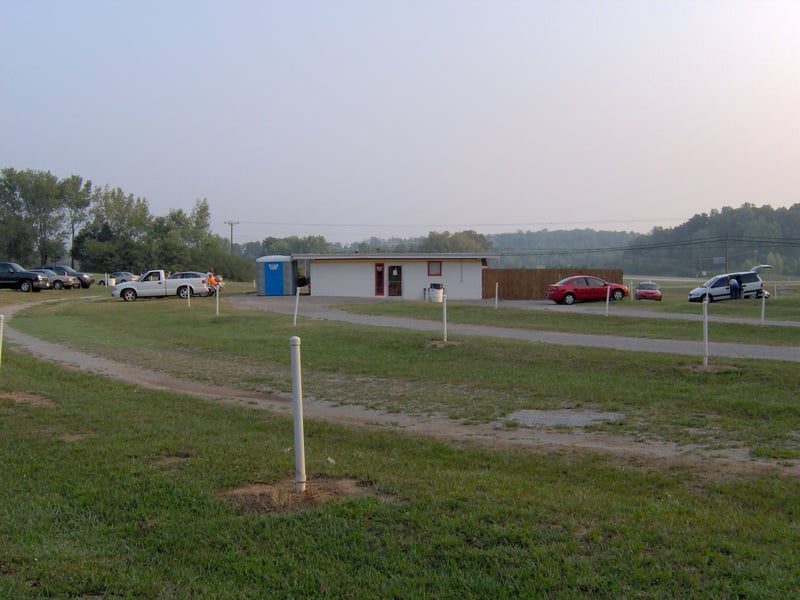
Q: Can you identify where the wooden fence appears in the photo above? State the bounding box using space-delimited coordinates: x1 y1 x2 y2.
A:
482 268 625 300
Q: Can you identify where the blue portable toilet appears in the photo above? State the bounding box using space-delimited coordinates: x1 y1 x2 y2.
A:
256 255 293 296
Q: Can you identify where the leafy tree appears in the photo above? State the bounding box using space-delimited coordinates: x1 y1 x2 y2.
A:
260 235 333 255
59 175 94 267
0 168 66 264
73 186 152 272
418 230 493 253
0 168 37 262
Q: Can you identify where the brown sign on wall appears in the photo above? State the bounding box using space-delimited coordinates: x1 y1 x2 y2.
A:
482 269 625 300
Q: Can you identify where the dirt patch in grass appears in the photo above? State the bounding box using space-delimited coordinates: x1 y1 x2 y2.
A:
686 363 743 374
0 391 55 408
221 478 396 514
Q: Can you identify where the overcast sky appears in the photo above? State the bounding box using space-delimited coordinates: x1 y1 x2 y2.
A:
2 1 799 245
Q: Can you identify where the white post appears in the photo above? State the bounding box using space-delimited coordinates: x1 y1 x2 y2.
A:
761 291 766 325
290 337 306 493
494 282 499 309
703 296 709 368
187 286 191 308
605 286 610 317
215 285 220 316
293 286 300 326
442 291 448 344
0 314 4 370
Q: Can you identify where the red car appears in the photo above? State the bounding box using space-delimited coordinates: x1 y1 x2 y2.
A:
545 276 629 305
635 281 662 301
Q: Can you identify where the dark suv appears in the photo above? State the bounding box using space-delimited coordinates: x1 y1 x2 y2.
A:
0 262 49 292
36 265 95 289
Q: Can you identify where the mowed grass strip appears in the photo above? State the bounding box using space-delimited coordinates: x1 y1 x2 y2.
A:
9 295 800 458
336 291 800 346
1 350 800 598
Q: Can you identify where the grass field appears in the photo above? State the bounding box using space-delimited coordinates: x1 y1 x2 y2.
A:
1 286 799 597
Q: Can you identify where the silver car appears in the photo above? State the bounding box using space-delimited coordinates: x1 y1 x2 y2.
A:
30 268 79 290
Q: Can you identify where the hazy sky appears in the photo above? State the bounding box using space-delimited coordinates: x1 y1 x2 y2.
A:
2 1 799 244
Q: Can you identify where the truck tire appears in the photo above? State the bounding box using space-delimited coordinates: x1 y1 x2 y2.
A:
121 288 138 302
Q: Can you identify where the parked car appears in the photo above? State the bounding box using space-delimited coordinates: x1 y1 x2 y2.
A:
30 268 78 290
112 269 210 301
0 261 49 292
687 265 771 303
545 276 629 305
36 265 95 289
98 271 139 286
634 281 662 301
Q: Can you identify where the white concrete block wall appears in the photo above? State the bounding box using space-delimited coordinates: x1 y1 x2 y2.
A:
309 259 484 300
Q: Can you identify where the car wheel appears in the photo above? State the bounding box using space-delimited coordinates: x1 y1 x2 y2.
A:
612 289 624 301
18 280 32 293
178 286 190 299
704 294 713 303
563 293 576 305
53 281 64 290
121 288 137 302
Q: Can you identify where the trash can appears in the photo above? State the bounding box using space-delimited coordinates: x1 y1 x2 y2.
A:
429 283 443 303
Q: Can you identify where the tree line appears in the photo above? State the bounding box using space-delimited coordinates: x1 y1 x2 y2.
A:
4 168 798 279
1 168 252 280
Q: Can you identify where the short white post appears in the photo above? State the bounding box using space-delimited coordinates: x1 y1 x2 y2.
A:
290 337 306 493
605 286 611 317
187 286 191 308
761 291 766 325
293 286 300 326
703 296 709 368
0 314 5 370
494 282 499 309
215 285 220 316
442 291 448 344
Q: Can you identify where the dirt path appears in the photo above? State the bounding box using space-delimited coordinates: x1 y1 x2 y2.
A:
3 299 798 477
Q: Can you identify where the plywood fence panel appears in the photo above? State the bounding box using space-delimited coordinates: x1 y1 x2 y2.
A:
482 269 624 300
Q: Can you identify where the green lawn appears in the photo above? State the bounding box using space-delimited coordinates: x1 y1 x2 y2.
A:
1 289 800 597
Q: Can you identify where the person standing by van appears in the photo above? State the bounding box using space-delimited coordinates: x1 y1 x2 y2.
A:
730 277 741 299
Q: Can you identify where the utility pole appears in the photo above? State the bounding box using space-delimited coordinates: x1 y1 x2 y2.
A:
224 220 239 254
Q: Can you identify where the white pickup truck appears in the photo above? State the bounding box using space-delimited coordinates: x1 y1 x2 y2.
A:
111 270 211 302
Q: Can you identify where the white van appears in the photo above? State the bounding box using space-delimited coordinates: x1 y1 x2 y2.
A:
688 265 771 303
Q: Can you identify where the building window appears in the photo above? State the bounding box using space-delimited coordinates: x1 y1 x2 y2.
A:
428 261 442 276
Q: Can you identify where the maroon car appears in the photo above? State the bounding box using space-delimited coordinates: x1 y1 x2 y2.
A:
545 276 629 305
635 281 662 301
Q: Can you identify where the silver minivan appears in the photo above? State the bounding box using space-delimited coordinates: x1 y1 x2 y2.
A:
688 265 771 303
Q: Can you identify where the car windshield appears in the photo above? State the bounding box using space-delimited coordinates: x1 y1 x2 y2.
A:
638 283 657 290
555 277 573 285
